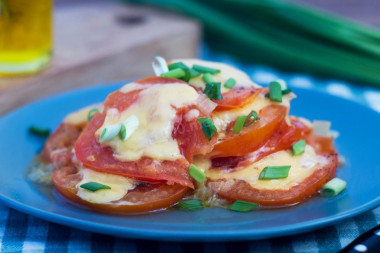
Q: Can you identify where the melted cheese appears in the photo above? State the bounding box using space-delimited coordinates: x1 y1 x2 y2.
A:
212 93 294 132
64 103 103 126
97 83 199 161
76 169 135 204
195 145 325 190
171 59 259 92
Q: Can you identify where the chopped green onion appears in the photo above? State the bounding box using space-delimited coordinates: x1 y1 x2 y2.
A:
203 82 223 100
160 68 186 79
282 88 292 95
177 199 204 211
224 78 236 89
119 115 139 141
269 81 283 102
87 108 99 121
259 166 291 180
168 62 198 80
198 117 217 141
28 126 51 138
99 124 121 142
189 68 201 78
265 88 292 98
229 200 258 212
168 62 188 70
232 115 247 134
80 182 111 192
292 139 306 156
243 110 260 127
321 178 347 197
188 164 206 184
202 73 214 84
192 64 220 74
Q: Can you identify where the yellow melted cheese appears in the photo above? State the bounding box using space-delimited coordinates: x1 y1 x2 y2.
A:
171 59 259 93
64 103 103 126
76 169 135 204
97 82 199 161
195 145 326 190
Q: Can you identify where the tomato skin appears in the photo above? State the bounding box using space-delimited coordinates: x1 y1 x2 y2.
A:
211 105 287 158
52 166 189 214
207 152 337 206
42 123 83 168
172 105 217 162
214 87 262 111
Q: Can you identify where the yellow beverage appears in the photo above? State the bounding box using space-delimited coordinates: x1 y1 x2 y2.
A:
0 0 52 76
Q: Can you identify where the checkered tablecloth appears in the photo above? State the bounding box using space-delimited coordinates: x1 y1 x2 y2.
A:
1 48 380 252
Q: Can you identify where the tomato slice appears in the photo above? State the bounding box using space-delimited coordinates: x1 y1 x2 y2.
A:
172 105 217 162
52 166 189 214
75 76 214 188
214 87 261 111
211 104 287 157
42 123 83 168
207 138 338 206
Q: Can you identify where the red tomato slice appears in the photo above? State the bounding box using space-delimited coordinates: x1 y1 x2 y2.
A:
52 166 189 214
214 87 261 111
207 136 338 206
42 123 83 168
75 77 214 188
172 105 217 162
211 104 287 158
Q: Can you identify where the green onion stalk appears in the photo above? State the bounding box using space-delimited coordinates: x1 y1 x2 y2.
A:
125 0 380 87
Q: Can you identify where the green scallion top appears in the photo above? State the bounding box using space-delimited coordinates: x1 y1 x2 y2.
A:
198 117 217 141
203 82 223 100
80 182 111 192
192 64 220 74
188 164 206 184
259 165 291 180
229 200 258 212
292 139 306 156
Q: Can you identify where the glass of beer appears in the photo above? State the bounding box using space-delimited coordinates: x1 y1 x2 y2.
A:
0 0 53 76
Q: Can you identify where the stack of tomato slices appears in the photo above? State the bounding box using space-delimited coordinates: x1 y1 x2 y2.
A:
42 76 337 213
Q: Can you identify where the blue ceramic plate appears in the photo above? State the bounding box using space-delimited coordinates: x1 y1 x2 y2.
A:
0 82 379 242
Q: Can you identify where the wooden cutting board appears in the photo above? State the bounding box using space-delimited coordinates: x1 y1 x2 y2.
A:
0 1 200 115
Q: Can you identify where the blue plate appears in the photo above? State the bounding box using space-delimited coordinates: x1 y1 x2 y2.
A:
0 82 379 242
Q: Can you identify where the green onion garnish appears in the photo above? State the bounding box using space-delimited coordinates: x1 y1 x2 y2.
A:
203 82 223 100
177 199 204 211
168 62 199 80
188 164 206 184
269 81 283 102
232 115 247 134
232 110 260 134
265 88 293 98
282 88 292 95
292 139 306 156
202 73 214 84
243 110 260 127
87 108 99 121
99 124 121 142
224 78 236 89
80 182 111 192
168 62 188 71
259 166 291 180
28 126 51 138
119 115 139 141
189 68 201 78
198 117 217 141
160 68 186 79
192 64 220 74
229 200 258 212
321 178 347 197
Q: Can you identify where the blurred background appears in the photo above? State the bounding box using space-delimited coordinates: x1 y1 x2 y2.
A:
1 0 380 114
